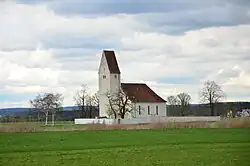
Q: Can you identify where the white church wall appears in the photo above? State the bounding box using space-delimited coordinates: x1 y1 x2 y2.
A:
98 53 111 117
133 102 167 118
110 73 121 94
75 118 115 125
74 116 221 125
116 116 221 125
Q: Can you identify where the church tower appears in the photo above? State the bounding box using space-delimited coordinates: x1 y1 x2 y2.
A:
98 50 121 117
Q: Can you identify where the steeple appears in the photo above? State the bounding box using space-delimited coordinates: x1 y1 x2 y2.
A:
98 50 121 117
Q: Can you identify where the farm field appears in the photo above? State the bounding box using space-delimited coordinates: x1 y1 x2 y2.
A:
0 129 249 166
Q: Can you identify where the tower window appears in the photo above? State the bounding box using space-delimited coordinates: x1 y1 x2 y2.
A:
103 75 106 79
114 75 117 78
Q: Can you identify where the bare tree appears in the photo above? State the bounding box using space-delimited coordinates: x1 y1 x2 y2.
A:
106 100 117 119
30 94 45 123
85 92 99 118
92 92 99 107
176 92 191 116
199 80 225 116
106 89 134 119
49 93 64 126
30 92 63 126
166 95 178 105
73 84 88 118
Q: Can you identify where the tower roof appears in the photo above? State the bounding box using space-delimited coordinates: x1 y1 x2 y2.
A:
103 50 121 74
121 83 166 103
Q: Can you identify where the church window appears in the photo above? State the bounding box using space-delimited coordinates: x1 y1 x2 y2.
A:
138 105 141 115
156 106 158 115
103 75 106 79
148 106 150 115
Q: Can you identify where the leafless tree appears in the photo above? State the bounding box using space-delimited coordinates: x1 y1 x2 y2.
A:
73 84 88 118
166 95 178 105
199 80 225 116
106 101 117 119
50 93 63 126
85 92 99 118
106 89 134 119
176 92 191 116
92 92 99 107
30 92 63 126
30 94 45 123
86 93 99 107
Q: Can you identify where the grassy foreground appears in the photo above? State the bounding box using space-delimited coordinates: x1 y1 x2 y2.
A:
0 129 249 166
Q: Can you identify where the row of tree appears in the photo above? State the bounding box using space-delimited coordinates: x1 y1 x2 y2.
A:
73 84 99 118
29 84 99 125
166 93 191 116
166 80 225 116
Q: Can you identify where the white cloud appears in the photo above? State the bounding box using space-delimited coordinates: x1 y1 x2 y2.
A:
0 49 98 107
118 24 250 81
0 1 250 108
0 55 60 93
0 100 30 109
117 24 250 104
224 67 250 87
0 46 59 68
0 1 141 50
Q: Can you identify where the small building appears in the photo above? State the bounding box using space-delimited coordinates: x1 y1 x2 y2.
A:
98 50 166 118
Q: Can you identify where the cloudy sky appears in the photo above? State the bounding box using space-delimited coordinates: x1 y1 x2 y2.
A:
0 0 250 108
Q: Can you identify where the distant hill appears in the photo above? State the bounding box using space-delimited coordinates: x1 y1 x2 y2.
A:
0 106 79 117
0 108 30 117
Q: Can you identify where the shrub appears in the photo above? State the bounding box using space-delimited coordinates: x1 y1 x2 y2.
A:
216 117 250 128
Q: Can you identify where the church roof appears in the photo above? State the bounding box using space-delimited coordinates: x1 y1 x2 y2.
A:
103 50 121 74
121 83 166 103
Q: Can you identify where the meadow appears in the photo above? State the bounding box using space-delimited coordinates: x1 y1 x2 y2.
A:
0 128 249 166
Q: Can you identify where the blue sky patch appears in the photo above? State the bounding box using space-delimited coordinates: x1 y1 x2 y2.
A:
158 76 197 84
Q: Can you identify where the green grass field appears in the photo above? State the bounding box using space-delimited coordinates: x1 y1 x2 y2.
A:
0 129 249 166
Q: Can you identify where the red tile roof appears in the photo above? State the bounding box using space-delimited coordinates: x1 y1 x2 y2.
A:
103 50 121 74
121 83 166 103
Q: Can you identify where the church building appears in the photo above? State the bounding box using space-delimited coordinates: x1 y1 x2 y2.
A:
98 50 167 118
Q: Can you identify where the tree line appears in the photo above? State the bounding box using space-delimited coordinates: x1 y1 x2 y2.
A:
29 80 225 124
166 80 225 116
29 84 99 125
